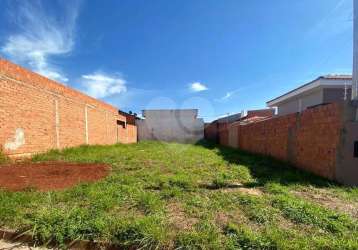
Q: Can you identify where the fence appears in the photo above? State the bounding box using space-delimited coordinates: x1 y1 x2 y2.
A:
205 102 358 185
0 59 137 157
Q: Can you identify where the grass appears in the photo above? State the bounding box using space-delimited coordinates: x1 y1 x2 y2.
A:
0 140 357 249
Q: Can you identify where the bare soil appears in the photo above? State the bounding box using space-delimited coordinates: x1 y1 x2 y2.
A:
0 162 110 192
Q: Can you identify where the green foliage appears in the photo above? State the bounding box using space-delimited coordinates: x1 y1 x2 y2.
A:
136 191 164 214
174 221 222 250
236 194 278 224
112 215 168 249
271 194 355 234
224 223 277 250
211 172 232 189
168 174 196 191
30 207 108 246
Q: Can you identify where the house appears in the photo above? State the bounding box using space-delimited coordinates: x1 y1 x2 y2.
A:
118 110 138 144
216 113 242 123
136 109 204 143
267 75 352 116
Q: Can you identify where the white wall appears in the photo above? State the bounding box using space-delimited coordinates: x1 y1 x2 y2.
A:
277 89 324 116
137 110 204 143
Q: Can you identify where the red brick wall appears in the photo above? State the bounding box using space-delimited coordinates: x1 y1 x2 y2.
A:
0 59 137 157
246 109 275 118
205 103 344 180
204 123 218 142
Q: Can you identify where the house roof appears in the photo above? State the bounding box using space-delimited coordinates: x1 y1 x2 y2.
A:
267 75 352 107
216 113 242 123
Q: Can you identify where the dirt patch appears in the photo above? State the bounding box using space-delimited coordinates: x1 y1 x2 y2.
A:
293 190 358 219
0 240 49 249
166 202 198 230
237 187 263 196
199 182 263 196
0 162 110 192
215 212 230 228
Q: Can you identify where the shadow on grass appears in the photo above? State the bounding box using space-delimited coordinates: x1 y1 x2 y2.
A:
196 140 339 188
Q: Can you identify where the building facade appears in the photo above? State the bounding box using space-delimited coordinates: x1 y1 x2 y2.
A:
267 75 352 116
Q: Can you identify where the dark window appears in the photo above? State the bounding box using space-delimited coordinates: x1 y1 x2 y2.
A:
117 120 126 128
354 141 358 158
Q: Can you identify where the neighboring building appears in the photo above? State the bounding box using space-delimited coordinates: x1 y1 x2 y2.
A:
118 111 138 144
136 109 204 143
267 75 352 116
216 113 242 123
204 109 274 143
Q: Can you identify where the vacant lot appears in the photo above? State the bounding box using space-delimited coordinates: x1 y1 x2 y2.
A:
0 141 357 249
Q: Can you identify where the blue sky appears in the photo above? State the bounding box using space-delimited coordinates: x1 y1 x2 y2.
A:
0 0 353 121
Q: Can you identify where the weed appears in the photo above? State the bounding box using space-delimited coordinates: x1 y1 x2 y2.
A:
112 215 168 249
174 221 222 249
136 191 164 214
0 141 356 249
224 223 277 250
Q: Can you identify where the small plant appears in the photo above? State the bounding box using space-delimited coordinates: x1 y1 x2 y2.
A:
136 191 163 214
174 221 222 249
224 223 277 250
211 172 232 189
112 215 168 249
236 194 278 224
168 174 195 191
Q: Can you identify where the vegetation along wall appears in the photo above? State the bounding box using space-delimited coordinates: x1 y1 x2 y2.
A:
205 102 358 185
0 59 137 157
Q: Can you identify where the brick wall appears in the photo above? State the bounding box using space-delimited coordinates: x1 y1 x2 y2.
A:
204 123 218 142
205 103 345 181
0 59 137 157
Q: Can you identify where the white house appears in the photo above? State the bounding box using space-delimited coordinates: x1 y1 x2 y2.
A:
267 75 352 116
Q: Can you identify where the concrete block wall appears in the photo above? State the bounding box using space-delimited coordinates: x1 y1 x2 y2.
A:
205 102 358 185
0 59 137 157
137 110 204 143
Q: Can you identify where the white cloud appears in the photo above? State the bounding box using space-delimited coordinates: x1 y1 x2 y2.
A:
215 89 239 102
189 82 208 92
1 0 81 83
81 72 127 99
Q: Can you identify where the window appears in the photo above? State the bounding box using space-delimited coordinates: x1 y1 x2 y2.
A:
117 120 126 128
354 141 358 158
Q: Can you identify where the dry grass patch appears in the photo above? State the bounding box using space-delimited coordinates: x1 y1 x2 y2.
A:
292 189 358 219
166 202 198 231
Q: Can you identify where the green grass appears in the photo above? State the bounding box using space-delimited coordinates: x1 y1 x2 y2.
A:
0 141 357 249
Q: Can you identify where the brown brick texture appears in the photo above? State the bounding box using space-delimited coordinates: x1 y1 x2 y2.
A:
0 59 137 157
205 103 344 180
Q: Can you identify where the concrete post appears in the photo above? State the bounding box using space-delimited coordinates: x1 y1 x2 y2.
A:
353 0 358 100
353 0 358 120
